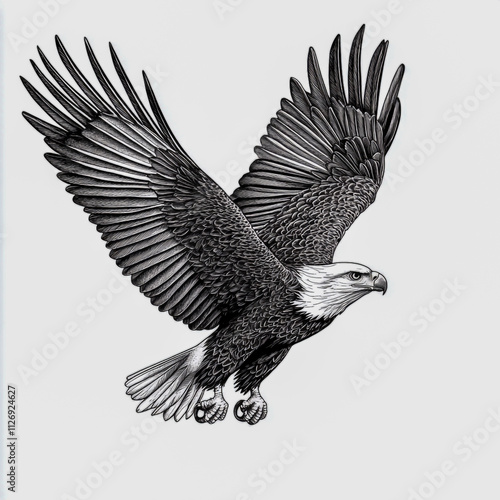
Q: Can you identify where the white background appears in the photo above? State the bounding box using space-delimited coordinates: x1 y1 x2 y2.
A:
2 0 500 499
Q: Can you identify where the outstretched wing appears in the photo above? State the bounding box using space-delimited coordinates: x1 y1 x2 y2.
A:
22 37 291 330
232 26 404 266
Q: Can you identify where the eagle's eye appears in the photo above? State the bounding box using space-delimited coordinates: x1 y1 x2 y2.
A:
349 272 362 281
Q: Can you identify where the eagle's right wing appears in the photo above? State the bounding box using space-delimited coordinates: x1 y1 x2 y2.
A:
22 37 292 331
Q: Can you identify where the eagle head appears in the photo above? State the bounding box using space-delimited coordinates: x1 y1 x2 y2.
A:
293 262 387 321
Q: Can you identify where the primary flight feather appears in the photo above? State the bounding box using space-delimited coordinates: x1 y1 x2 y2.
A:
22 26 403 424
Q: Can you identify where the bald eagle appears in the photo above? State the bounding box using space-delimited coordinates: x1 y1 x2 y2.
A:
22 25 403 424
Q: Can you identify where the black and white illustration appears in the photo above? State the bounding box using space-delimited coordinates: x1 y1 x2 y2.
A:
22 26 402 424
3 1 500 499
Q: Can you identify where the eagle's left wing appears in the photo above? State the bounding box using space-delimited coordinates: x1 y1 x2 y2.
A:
21 38 292 331
232 26 404 266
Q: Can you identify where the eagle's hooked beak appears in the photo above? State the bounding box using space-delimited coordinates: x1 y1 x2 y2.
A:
372 272 388 295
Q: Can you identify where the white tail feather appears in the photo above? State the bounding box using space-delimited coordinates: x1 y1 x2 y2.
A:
125 341 206 421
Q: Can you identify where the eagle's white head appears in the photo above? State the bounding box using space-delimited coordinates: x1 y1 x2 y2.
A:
294 262 387 320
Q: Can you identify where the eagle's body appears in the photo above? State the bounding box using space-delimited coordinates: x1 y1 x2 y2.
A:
198 273 329 392
22 26 403 424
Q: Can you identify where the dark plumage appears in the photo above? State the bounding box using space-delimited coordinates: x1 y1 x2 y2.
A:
22 26 403 424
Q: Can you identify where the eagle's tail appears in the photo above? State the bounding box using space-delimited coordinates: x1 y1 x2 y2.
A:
125 341 207 421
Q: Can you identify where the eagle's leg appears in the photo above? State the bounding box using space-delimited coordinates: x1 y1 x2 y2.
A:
233 346 291 424
234 386 268 425
194 385 228 424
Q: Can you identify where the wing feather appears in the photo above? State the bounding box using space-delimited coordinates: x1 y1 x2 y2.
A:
363 41 388 115
37 46 98 115
328 35 346 103
348 26 364 108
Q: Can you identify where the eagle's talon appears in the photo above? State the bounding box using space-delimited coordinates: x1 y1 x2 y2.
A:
234 389 268 424
194 386 228 424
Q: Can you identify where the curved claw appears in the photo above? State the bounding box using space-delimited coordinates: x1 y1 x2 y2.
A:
194 405 207 423
194 391 228 424
233 391 268 425
233 400 246 422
